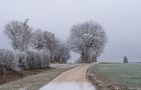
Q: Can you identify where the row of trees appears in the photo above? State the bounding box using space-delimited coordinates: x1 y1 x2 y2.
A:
31 30 70 63
4 19 70 64
0 19 107 77
0 19 70 81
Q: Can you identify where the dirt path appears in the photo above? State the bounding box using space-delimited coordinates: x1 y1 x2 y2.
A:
40 64 95 90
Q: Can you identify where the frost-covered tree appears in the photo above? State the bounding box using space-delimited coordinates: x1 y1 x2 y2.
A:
53 42 70 63
31 30 58 62
42 31 57 52
68 21 107 63
31 30 44 50
4 19 32 52
123 56 128 63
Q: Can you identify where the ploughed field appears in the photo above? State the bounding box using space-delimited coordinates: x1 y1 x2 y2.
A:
95 63 141 89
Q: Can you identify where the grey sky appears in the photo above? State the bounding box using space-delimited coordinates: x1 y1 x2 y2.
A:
0 0 141 62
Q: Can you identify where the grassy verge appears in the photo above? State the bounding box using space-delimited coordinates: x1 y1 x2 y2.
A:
95 63 141 90
0 64 78 90
0 68 52 85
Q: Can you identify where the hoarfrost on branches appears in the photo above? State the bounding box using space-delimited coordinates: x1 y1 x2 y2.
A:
4 19 32 52
0 49 18 71
68 20 107 63
15 51 28 70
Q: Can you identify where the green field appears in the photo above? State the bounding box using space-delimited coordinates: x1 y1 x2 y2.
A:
95 63 141 89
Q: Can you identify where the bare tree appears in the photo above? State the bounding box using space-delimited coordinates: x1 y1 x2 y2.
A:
4 19 32 52
68 20 107 63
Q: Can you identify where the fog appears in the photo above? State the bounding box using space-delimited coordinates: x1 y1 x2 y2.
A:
0 0 141 62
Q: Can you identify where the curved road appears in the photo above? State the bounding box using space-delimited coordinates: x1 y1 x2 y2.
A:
40 64 95 90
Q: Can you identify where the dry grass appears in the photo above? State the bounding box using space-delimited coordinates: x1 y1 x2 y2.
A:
0 64 78 90
0 68 50 85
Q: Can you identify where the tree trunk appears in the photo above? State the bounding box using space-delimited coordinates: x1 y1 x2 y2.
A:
95 56 97 62
93 56 97 62
81 50 90 63
81 52 85 63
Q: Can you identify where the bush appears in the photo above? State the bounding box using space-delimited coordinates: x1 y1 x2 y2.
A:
0 49 50 71
0 49 18 83
0 49 18 71
39 50 50 68
26 50 42 69
15 51 28 70
26 50 50 69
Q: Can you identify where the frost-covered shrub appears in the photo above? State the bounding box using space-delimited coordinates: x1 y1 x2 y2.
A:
25 50 50 69
15 51 28 70
26 50 42 69
0 49 18 71
39 50 50 68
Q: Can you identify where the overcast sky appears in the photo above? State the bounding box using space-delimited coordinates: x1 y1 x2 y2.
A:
0 0 141 62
